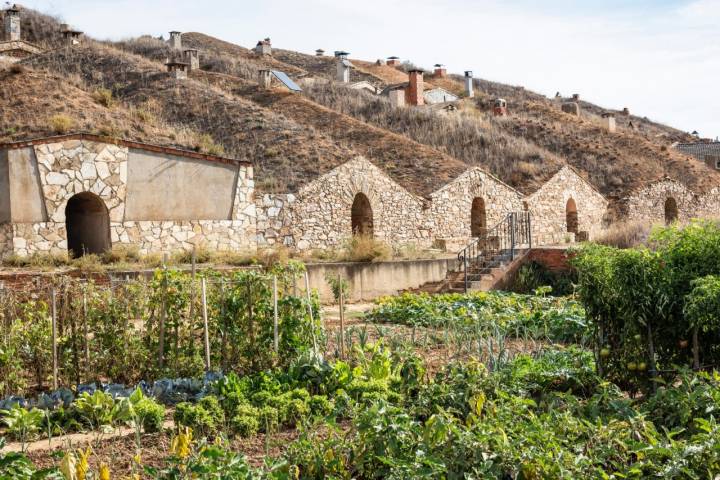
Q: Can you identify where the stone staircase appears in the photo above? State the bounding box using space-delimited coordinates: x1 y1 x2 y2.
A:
412 212 533 294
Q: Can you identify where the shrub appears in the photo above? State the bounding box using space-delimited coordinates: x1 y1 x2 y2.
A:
342 235 391 262
49 114 74 134
134 397 165 433
196 134 225 156
92 87 114 108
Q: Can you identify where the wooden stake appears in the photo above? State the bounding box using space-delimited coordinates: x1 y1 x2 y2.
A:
83 289 89 373
339 286 345 359
158 257 168 370
273 276 279 354
304 271 317 351
51 286 58 390
692 326 700 370
201 277 211 371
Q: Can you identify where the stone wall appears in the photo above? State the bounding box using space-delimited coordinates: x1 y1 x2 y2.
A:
291 157 430 251
526 166 608 245
1 137 256 257
255 193 295 247
429 167 524 249
625 179 697 224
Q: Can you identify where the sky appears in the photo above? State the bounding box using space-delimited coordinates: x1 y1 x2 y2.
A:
17 0 720 138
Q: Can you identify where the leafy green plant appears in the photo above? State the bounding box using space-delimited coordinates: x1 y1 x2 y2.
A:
0 404 44 452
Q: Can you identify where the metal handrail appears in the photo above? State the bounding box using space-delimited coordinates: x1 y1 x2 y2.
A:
457 212 532 293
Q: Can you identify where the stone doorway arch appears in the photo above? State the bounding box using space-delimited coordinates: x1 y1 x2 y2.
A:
665 197 678 224
566 198 578 234
470 197 487 237
351 192 374 236
65 192 112 257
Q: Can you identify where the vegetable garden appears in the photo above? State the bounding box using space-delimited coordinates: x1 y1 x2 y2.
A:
2 222 720 479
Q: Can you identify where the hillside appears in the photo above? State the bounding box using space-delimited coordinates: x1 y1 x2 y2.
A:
3 6 720 204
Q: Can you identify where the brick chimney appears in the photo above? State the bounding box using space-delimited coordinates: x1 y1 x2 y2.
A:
572 93 580 102
387 56 400 66
433 64 446 77
258 69 272 90
255 38 272 56
61 24 84 46
169 31 182 50
464 71 474 98
4 4 20 41
183 49 199 70
406 69 424 106
315 49 325 56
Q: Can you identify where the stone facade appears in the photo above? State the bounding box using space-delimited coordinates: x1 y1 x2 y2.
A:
625 179 697 224
0 135 255 257
429 167 524 249
525 166 608 245
290 157 429 251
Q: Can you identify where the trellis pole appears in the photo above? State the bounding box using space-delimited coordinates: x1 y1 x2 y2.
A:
304 271 317 351
158 253 168 370
339 286 346 359
273 275 279 354
51 286 58 390
201 277 211 371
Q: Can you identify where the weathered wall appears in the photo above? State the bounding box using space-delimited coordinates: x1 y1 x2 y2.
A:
625 179 697 224
125 149 238 221
429 167 524 248
697 187 720 218
526 166 608 244
306 258 453 302
291 157 430 250
7 147 45 222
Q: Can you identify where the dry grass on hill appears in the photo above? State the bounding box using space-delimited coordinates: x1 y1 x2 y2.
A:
301 82 565 193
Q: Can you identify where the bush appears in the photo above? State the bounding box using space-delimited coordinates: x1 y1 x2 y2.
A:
49 114 74 134
278 398 310 427
134 397 165 433
572 221 720 390
342 235 391 263
196 134 225 156
92 87 114 108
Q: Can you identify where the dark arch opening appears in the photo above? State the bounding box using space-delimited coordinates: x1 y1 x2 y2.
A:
65 192 111 258
566 198 578 234
665 197 678 224
470 197 487 237
351 193 373 237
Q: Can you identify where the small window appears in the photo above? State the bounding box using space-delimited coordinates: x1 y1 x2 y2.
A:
716 158 720 170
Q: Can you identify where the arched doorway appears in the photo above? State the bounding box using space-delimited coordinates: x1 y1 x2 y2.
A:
664 197 678 224
351 193 373 236
65 192 111 257
470 197 487 237
566 198 578 234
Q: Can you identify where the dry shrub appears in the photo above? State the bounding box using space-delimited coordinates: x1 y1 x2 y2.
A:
195 133 226 156
342 235 391 263
50 114 74 134
102 245 141 264
2 251 68 268
594 220 653 249
70 253 104 272
259 246 290 268
91 87 114 108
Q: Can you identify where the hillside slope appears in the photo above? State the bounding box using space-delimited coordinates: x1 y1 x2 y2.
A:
3 7 719 204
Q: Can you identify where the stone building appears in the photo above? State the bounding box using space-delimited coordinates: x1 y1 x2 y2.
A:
428 167 524 250
0 134 255 257
524 166 608 244
0 5 42 62
423 87 459 105
624 179 698 225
